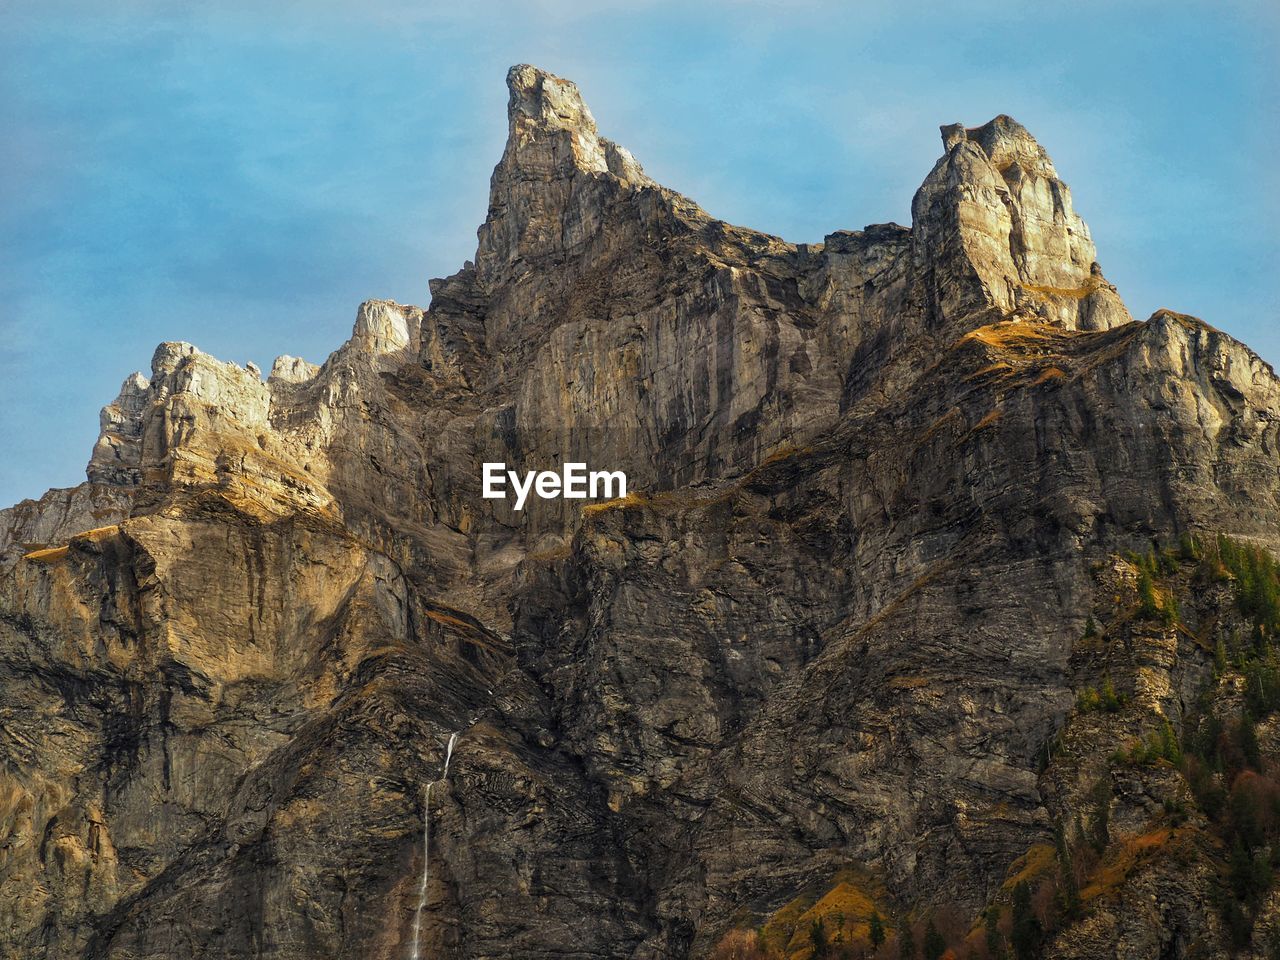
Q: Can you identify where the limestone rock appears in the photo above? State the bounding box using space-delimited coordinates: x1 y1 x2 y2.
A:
914 116 1132 333
86 372 150 486
269 354 320 384
0 65 1276 960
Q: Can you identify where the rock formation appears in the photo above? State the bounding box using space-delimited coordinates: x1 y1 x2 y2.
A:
1 65 1278 959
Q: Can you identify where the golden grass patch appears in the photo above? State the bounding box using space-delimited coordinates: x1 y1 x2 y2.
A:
1033 366 1067 386
1002 843 1057 891
582 491 651 516
1080 827 1178 902
758 868 889 959
22 545 69 564
967 361 1016 381
74 525 120 542
424 609 476 631
1019 278 1101 301
972 409 1003 432
962 322 1056 349
760 443 814 467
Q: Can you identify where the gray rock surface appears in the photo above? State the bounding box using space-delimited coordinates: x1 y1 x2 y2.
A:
0 65 1277 959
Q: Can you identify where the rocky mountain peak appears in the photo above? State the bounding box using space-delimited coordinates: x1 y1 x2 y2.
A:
502 64 652 184
351 298 423 370
476 66 654 287
941 114 1058 179
503 64 609 176
915 113 1130 332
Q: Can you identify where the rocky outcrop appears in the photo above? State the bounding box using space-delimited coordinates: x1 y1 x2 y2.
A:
916 116 1131 335
1 65 1277 960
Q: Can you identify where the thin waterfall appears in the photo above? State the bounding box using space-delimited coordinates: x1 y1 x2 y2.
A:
410 732 459 960
409 784 432 960
442 732 457 778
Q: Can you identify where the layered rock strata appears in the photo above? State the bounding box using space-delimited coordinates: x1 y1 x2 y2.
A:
1 65 1277 959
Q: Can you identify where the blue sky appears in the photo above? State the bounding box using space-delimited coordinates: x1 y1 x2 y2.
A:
2 0 1277 507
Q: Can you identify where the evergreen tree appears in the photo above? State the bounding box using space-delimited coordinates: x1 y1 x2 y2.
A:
1159 721 1182 765
1229 838 1261 904
1195 711 1224 771
1217 535 1280 635
1221 894 1252 948
1240 711 1262 770
897 918 915 960
984 906 1004 959
1010 882 1042 960
1252 851 1274 904
1231 780 1265 849
869 911 886 950
1245 660 1280 716
1054 821 1079 915
1099 675 1121 712
1090 778 1111 853
810 918 829 960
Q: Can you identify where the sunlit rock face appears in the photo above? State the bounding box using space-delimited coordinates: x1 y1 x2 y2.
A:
1 65 1278 960
914 115 1131 334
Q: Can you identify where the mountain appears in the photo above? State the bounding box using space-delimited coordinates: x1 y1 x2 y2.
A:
2 64 1279 960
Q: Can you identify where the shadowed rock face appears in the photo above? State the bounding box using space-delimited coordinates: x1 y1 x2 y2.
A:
1 65 1278 959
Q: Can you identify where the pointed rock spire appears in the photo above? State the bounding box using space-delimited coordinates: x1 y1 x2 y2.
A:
476 65 652 286
501 65 651 185
87 372 150 486
502 64 609 177
912 115 1131 332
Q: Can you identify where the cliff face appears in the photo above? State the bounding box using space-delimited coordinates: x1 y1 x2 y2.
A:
2 66 1278 960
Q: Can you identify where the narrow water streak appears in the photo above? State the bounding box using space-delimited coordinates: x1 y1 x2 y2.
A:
409 783 432 960
409 732 459 960
442 732 457 779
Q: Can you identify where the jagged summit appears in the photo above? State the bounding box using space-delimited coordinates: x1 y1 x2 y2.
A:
6 70 1153 550
501 64 651 184
505 64 595 133
477 65 654 287
915 110 1130 331
941 114 1058 178
486 66 1128 337
0 70 1167 558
